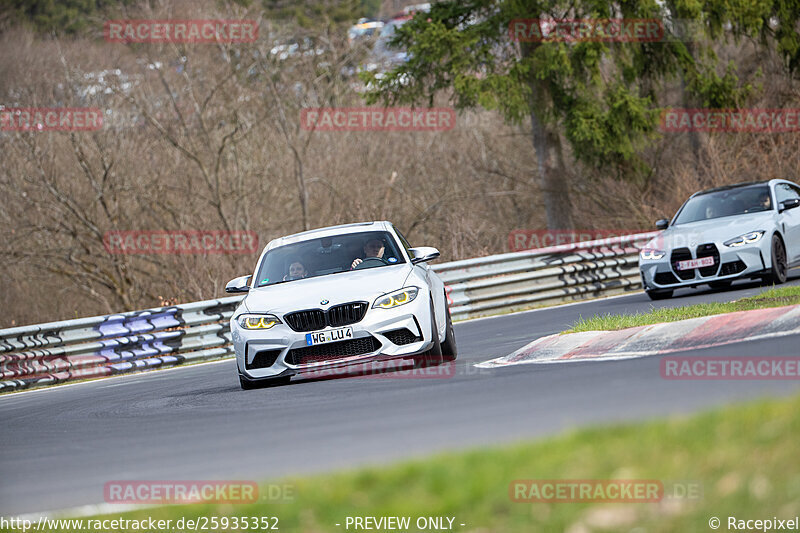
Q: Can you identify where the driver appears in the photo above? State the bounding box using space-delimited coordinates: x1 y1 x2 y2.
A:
756 190 772 210
351 238 385 269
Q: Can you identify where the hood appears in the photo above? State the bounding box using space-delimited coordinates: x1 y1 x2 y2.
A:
644 212 775 250
243 264 413 314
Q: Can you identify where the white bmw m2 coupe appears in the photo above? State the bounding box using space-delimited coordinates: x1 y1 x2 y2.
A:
226 221 457 389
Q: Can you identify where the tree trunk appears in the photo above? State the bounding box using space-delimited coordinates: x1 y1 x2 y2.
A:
529 108 574 230
680 79 708 184
291 145 310 231
679 41 708 184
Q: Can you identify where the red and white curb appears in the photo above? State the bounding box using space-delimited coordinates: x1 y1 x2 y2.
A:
476 305 800 368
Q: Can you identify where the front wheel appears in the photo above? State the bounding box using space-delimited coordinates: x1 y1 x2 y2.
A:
441 297 458 362
646 289 673 300
764 235 788 285
414 299 443 368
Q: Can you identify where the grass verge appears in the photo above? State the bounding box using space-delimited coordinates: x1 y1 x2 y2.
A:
19 392 800 533
566 285 800 333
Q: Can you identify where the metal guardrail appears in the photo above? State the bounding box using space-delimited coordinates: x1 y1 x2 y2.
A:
0 297 243 393
438 232 659 320
0 232 657 393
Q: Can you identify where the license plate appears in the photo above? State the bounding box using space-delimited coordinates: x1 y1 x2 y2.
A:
305 327 353 346
676 256 715 271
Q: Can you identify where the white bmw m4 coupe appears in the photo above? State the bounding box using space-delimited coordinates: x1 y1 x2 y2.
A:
226 221 457 389
640 179 800 300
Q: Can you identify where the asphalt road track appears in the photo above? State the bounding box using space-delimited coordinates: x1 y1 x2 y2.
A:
2 273 800 515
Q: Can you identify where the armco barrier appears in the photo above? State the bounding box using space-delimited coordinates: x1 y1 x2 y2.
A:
0 232 657 393
438 232 659 320
0 297 243 393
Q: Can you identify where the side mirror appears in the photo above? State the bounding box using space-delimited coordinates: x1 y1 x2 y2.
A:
655 219 669 230
779 198 800 213
225 275 252 294
409 246 440 265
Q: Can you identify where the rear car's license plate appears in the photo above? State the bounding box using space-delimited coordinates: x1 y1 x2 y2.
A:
676 256 715 271
306 327 353 346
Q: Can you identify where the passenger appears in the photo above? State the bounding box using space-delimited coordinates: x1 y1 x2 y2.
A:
283 261 308 281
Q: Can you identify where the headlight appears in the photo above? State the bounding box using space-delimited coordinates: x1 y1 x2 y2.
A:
724 231 765 247
237 314 281 330
640 249 666 260
373 287 419 309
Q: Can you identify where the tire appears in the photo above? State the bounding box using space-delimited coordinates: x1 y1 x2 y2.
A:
440 297 458 362
239 373 290 390
709 281 732 290
414 299 443 368
764 234 788 285
646 289 673 300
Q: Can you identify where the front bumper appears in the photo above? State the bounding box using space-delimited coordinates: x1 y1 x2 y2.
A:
231 293 434 380
640 238 771 290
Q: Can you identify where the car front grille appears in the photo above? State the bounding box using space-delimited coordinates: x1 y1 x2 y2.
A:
671 248 694 280
284 310 326 332
328 302 368 328
284 302 367 332
286 336 381 365
383 328 421 346
696 243 720 277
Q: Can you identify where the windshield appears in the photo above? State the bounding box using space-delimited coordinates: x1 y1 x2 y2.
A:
673 185 773 225
255 231 406 287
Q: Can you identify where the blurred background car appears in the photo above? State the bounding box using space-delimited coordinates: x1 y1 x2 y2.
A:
348 18 384 44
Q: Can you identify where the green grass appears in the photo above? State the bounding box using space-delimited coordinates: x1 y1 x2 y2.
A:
19 393 800 533
566 285 800 333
